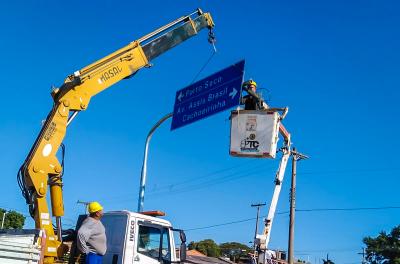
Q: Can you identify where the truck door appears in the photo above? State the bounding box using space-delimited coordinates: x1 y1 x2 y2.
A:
135 223 171 264
101 214 129 264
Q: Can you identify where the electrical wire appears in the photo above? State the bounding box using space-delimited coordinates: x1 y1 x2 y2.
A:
147 162 273 195
143 146 284 196
185 211 289 231
0 204 77 230
106 163 398 202
60 143 65 178
300 167 400 175
107 162 277 202
148 164 273 196
185 217 256 231
295 248 359 253
297 206 400 212
48 143 66 186
17 163 35 218
183 206 400 232
146 160 257 194
146 166 399 197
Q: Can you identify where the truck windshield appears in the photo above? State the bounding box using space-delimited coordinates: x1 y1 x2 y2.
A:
137 225 171 261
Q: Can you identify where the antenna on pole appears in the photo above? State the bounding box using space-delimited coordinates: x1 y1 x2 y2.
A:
358 247 366 264
251 203 266 256
77 200 90 214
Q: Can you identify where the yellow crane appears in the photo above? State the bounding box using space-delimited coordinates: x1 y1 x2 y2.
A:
16 9 214 263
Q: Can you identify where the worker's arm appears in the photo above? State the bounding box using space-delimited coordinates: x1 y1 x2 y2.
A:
17 8 215 260
77 226 91 254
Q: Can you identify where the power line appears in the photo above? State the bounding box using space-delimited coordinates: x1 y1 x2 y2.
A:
295 248 359 253
300 167 400 175
106 164 399 202
107 162 277 202
185 217 256 231
155 166 400 194
150 167 400 195
184 206 400 231
297 206 400 212
154 167 399 197
146 160 258 193
148 164 276 197
185 211 289 231
0 205 77 229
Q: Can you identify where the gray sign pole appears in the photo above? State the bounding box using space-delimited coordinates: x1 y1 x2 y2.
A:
138 113 173 212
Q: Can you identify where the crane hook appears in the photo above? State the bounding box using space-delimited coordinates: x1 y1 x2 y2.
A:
208 29 217 52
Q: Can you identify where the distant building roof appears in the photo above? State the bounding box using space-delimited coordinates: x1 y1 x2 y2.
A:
187 250 207 256
185 255 235 264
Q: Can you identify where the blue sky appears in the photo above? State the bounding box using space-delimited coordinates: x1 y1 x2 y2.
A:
1 1 399 263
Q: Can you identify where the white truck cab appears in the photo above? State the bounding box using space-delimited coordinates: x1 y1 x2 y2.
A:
71 210 187 264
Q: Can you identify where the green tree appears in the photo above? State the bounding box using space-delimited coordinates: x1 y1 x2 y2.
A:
188 239 220 257
322 260 334 264
188 241 196 250
219 242 251 262
0 209 25 229
363 225 400 264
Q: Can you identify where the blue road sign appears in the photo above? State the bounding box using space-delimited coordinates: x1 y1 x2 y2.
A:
171 60 245 130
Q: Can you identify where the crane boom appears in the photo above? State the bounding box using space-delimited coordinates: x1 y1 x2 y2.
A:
17 9 214 263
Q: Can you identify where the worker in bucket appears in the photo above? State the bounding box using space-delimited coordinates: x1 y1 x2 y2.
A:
240 79 266 110
77 201 107 264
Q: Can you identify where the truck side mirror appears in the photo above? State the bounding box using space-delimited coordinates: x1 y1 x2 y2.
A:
180 242 187 262
179 230 186 243
172 228 187 263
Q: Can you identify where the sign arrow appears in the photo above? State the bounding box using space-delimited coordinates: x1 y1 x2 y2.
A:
178 92 184 101
229 88 238 99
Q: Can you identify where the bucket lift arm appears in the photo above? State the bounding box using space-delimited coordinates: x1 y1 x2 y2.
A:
17 9 214 262
255 124 291 264
256 134 290 247
242 88 292 263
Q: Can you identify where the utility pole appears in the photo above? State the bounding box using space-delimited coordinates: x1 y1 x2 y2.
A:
288 148 309 264
1 211 6 229
358 247 366 264
251 203 266 254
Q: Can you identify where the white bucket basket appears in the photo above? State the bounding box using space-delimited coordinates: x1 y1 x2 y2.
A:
230 110 280 158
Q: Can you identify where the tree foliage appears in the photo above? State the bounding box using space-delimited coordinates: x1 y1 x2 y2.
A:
188 239 252 262
0 209 25 229
363 225 400 264
322 259 335 264
220 242 251 261
188 239 221 257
